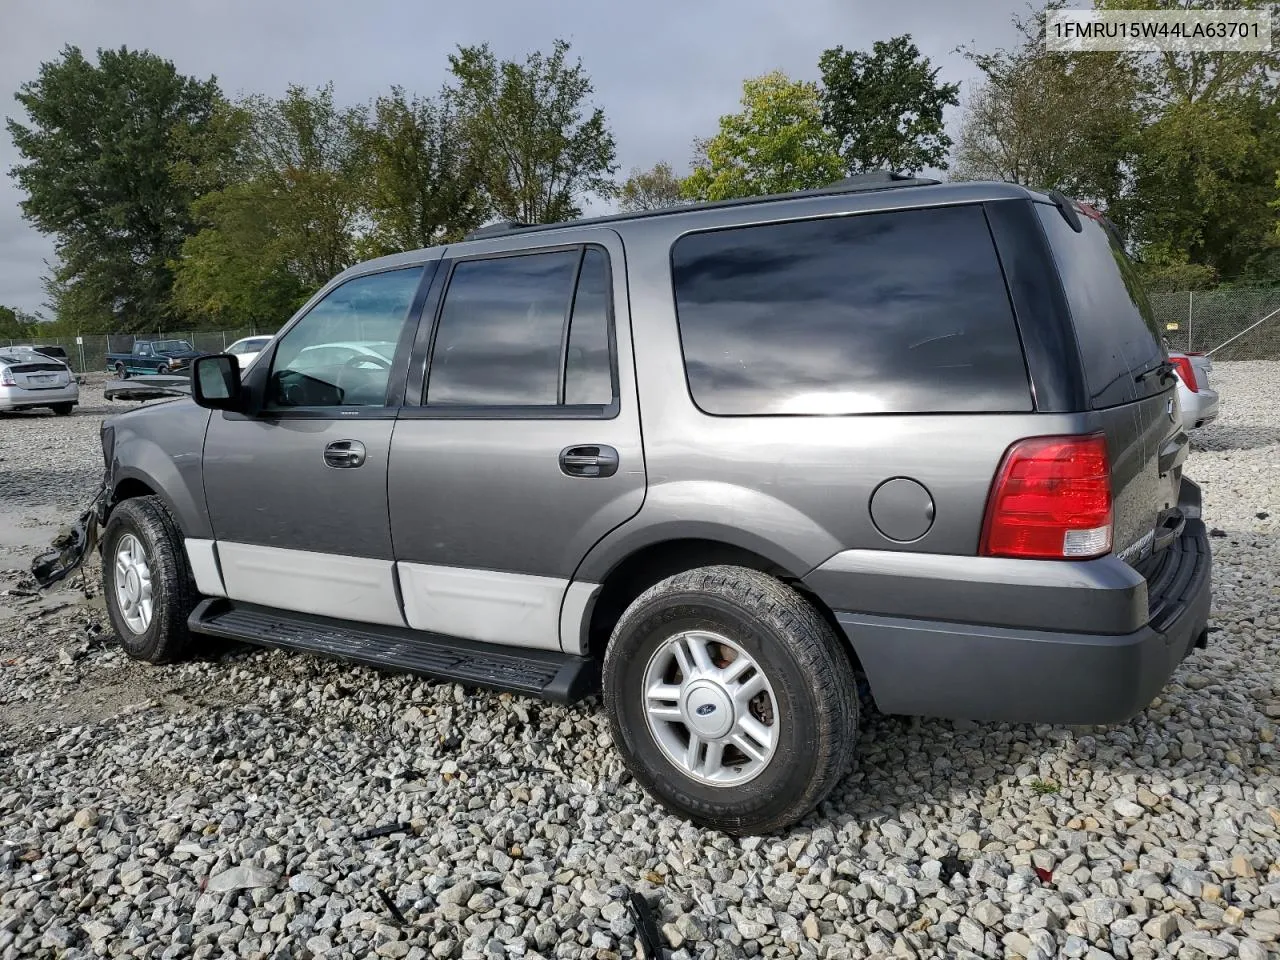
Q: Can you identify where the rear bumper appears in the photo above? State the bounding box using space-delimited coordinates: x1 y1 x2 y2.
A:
808 519 1212 725
0 383 79 410
1183 387 1219 429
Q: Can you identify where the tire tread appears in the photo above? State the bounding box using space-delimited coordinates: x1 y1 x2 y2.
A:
102 496 198 663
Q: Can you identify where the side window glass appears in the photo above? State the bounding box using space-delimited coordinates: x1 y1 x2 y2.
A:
671 206 1030 415
268 267 422 408
564 248 615 405
427 251 578 405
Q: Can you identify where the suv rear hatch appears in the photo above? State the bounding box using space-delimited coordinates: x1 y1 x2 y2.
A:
1035 201 1186 569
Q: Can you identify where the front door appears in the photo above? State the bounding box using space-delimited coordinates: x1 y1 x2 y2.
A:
388 230 645 652
202 263 431 627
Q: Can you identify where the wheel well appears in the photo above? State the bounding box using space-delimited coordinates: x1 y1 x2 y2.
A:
585 539 856 673
112 478 157 504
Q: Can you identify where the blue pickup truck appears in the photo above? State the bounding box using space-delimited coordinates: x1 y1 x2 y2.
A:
106 340 205 378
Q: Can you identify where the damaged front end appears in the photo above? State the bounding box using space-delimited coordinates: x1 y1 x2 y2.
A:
32 418 116 589
30 479 110 589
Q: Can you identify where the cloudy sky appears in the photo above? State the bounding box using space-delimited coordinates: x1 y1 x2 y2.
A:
0 0 1024 318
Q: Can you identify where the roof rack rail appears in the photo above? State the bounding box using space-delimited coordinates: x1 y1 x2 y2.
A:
457 170 941 244
825 171 933 189
465 220 530 241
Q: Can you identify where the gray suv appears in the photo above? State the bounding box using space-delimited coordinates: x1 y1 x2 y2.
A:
39 174 1212 835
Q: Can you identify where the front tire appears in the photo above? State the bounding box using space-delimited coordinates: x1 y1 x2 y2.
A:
101 496 198 663
603 565 858 835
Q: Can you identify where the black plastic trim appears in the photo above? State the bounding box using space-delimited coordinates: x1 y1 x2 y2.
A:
1048 189 1083 232
398 402 618 421
188 598 600 703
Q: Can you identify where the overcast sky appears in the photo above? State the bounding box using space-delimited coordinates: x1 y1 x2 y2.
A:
0 0 1024 318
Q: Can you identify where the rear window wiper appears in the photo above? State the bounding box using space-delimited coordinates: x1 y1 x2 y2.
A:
1134 359 1176 384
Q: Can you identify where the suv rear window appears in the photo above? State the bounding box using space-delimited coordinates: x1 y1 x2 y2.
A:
1035 204 1164 409
670 205 1031 416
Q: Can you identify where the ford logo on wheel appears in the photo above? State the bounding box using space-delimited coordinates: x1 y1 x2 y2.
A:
695 703 716 716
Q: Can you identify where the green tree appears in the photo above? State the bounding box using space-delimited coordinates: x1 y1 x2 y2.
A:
244 84 367 286
618 161 686 212
357 86 488 255
1130 96 1280 279
171 182 309 328
448 39 617 224
682 71 845 202
1096 0 1280 279
173 84 366 327
1098 0 1280 106
953 4 1139 220
0 305 39 339
6 46 226 332
819 36 960 175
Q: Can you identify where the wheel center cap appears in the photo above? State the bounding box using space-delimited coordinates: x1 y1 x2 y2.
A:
683 681 734 739
124 568 139 601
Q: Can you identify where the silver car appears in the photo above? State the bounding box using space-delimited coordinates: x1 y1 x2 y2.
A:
1169 351 1220 431
36 177 1213 834
0 351 78 415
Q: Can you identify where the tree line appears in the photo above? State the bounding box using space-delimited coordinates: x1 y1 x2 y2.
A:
4 0 1278 336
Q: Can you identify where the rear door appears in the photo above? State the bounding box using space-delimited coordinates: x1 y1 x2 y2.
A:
388 229 645 653
1036 203 1184 565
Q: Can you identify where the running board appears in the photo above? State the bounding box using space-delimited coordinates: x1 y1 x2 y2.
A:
188 599 599 704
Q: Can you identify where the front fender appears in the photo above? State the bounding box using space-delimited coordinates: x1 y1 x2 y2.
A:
109 401 213 538
573 480 843 582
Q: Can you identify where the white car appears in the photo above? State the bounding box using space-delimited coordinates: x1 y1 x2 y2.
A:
225 336 273 371
0 351 79 415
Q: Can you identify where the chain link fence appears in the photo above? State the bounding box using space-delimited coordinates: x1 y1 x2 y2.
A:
1149 288 1280 360
1 328 278 375
4 288 1280 373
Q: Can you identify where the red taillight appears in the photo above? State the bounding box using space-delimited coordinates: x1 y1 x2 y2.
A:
1170 356 1199 392
981 434 1113 560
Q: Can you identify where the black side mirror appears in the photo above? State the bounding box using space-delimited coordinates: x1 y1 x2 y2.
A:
192 355 243 411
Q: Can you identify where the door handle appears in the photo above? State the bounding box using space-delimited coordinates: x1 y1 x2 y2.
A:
559 444 619 478
323 440 366 468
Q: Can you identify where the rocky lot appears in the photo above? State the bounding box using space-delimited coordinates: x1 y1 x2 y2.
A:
1 363 1278 960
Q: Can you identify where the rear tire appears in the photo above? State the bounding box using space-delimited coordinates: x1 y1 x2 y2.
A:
101 496 198 663
114 362 128 379
603 565 858 835
51 403 73 416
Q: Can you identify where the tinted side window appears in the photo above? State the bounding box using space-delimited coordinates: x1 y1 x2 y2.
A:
565 248 615 405
1036 205 1163 408
269 266 423 408
671 205 1031 416
427 251 578 406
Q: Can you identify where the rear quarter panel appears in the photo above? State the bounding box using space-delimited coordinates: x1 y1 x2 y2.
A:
576 190 1097 579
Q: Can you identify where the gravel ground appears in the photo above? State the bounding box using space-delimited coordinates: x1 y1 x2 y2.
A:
1 363 1278 960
